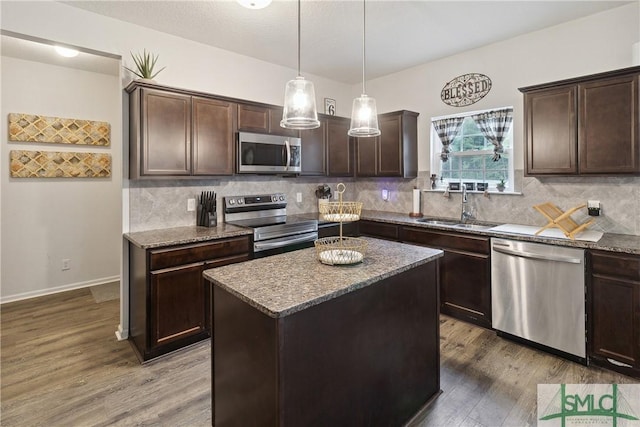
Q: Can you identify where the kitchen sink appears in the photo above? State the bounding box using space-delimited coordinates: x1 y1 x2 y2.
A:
454 223 494 230
416 218 495 230
416 219 460 226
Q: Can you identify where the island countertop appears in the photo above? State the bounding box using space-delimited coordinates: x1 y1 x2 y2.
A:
203 237 443 318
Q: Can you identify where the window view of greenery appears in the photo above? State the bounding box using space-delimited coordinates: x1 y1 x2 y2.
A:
436 116 512 188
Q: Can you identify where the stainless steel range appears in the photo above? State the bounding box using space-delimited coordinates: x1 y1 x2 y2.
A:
223 193 318 257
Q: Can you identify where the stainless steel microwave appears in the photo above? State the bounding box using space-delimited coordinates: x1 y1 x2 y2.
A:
237 132 301 174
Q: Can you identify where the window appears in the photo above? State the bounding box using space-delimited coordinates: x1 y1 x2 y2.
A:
430 107 514 192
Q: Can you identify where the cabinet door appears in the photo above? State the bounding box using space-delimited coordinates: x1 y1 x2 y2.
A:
141 89 191 175
300 119 326 176
377 114 403 176
192 97 235 175
150 263 207 349
524 87 577 175
326 118 354 176
400 226 491 328
579 75 639 174
269 106 300 137
591 275 638 367
440 250 491 328
238 103 269 133
356 137 378 176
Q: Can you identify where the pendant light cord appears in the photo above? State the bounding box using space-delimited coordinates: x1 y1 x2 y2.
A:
297 0 301 77
362 0 366 94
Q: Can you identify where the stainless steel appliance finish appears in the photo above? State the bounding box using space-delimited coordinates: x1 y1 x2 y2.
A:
491 238 586 359
224 193 317 255
237 132 302 174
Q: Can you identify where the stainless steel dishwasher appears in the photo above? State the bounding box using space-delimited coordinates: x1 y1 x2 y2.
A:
491 238 586 362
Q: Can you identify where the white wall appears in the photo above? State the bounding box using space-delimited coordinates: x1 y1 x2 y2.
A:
364 2 640 169
355 3 640 235
0 56 122 302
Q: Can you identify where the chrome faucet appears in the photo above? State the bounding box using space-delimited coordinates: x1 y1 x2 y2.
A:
460 185 475 223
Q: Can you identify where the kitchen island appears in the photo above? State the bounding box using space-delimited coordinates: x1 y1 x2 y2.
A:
203 237 443 426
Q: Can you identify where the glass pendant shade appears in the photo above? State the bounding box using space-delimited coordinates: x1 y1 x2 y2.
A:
348 94 380 137
281 76 320 129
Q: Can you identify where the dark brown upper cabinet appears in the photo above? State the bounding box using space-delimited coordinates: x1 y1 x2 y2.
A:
237 103 299 138
300 115 354 177
300 118 326 176
127 82 236 179
326 116 354 177
192 97 236 175
355 110 418 178
520 66 639 176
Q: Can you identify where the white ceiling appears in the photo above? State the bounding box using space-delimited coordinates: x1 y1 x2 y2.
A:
56 1 633 84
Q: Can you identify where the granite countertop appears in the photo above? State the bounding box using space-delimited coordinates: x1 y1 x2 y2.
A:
203 237 443 318
124 224 253 249
359 210 640 255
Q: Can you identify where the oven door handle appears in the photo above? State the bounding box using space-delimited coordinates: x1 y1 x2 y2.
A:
284 139 291 170
254 233 317 251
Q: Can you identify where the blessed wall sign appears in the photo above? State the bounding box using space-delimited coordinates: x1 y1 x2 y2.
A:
441 73 492 107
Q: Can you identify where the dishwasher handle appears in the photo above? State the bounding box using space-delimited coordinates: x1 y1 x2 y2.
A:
492 245 582 264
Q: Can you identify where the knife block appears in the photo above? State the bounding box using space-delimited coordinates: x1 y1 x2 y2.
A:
197 204 217 227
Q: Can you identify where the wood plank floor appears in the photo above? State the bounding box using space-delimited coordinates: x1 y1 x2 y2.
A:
1 285 636 426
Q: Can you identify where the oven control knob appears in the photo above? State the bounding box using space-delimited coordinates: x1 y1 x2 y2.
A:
279 195 285 201
237 199 244 204
271 195 278 202
228 199 235 205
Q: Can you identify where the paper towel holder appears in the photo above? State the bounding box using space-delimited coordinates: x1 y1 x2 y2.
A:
409 187 423 218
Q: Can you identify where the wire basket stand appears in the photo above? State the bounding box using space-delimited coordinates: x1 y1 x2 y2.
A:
315 183 367 265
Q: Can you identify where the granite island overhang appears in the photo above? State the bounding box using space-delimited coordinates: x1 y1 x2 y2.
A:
204 237 444 426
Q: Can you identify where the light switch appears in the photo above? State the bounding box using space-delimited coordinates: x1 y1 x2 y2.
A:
296 192 302 203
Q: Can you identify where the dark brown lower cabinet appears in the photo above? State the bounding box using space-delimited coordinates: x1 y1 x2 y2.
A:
588 250 640 378
358 219 400 241
318 221 358 238
129 236 250 362
400 226 491 328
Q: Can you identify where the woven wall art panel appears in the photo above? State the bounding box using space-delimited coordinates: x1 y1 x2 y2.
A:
8 113 110 146
10 150 111 178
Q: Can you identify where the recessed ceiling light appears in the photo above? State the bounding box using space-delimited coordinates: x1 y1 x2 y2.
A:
54 46 79 58
236 0 272 10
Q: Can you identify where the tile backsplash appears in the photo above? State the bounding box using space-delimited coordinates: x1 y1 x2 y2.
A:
129 171 639 236
128 176 356 232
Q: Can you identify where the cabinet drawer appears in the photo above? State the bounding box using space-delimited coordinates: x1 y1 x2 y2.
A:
150 237 250 270
590 250 640 282
358 220 399 240
400 226 489 254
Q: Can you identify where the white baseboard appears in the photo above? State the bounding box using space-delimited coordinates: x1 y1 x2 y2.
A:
115 323 128 341
0 275 120 304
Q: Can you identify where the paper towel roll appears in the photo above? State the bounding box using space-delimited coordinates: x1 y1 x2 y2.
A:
412 188 421 214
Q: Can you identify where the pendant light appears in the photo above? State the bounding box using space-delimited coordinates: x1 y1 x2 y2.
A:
281 0 320 129
348 0 380 137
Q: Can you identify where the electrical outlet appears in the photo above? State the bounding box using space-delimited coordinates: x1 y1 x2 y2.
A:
187 198 196 212
382 189 389 201
296 192 302 203
62 259 71 271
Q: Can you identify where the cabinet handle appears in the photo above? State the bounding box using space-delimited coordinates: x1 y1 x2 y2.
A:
607 358 633 368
